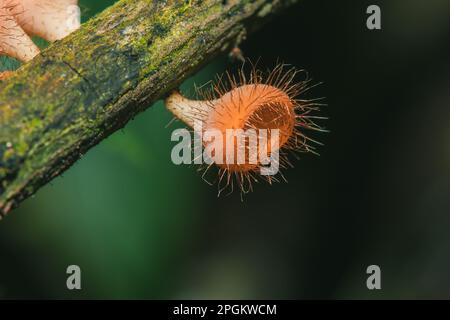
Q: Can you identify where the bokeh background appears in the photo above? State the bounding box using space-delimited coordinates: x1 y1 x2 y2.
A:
1 0 450 299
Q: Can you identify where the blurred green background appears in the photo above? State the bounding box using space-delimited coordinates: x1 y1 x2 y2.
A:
1 0 450 299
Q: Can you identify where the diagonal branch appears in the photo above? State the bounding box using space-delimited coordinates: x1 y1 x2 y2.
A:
0 0 298 217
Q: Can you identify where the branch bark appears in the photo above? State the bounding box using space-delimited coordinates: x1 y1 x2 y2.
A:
0 0 297 217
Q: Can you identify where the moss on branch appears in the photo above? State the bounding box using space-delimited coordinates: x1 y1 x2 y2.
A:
0 0 298 217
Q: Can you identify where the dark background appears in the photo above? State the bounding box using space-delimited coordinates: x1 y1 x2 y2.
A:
1 0 450 299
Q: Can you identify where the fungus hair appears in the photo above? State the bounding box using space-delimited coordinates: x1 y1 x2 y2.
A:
0 0 80 78
165 63 326 195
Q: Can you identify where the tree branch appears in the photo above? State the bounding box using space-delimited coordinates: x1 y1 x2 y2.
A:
0 0 298 217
